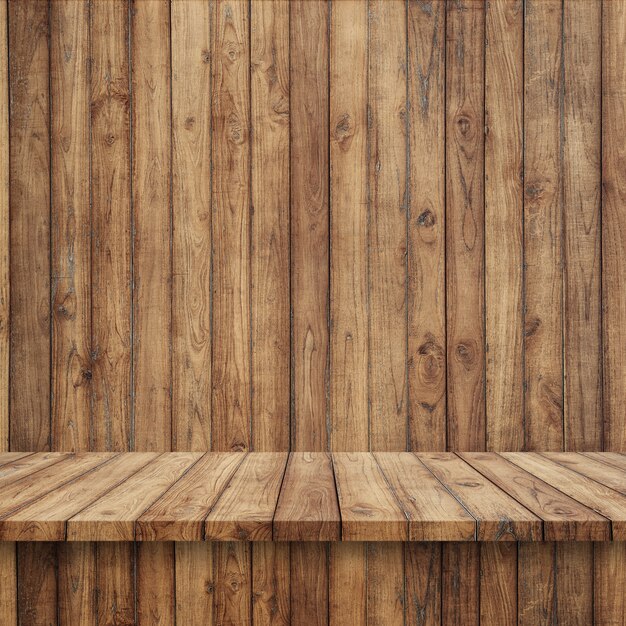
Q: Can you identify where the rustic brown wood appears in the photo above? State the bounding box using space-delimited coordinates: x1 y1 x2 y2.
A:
0 0 7 454
584 451 626 471
442 543 479 626
595 541 626 626
252 542 290 626
58 543 96 626
330 542 366 626
251 0 290 453
95 542 134 626
0 452 66 489
273 452 340 541
0 542 17 626
17 542 57 626
205 452 287 540
485 0 524 451
368 543 405 625
174 542 214 625
446 0 486 452
480 542 517 626
518 542 556 626
405 542 441 626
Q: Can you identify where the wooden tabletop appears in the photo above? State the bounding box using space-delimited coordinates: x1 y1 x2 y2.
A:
0 451 624 542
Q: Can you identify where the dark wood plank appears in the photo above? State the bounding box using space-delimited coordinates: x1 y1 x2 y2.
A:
273 452 340 541
417 453 542 540
0 0 7 454
332 452 407 541
290 543 328 626
603 0 626 452
0 543 17 626
556 543 593 626
9 0 51 452
504 452 626 539
137 453 245 541
446 0 486 451
375 451 476 541
407 0 446 452
95 542 135 626
174 542 214 625
442 543 479 626
68 452 202 541
290 0 329 451
523 0 564 450
368 0 408 452
518 542 556 626
595 541 626 626
252 542 290 626
485 0 524 450
17 543 57 626
90 0 132 452
58 543 96 626
0 453 156 540
367 543 405 626
480 543 517 626
330 542 366 626
214 542 251 626
251 0 290 452
137 542 174 626
405 542 441 626
205 452 287 541
459 452 610 540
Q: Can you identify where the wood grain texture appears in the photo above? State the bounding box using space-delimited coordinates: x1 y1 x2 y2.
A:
214 542 251 626
330 542 366 626
563 0 602 452
0 452 66 490
17 542 57 626
290 543 328 626
174 543 214 625
171 0 212 452
367 543 404 626
95 542 135 626
446 0 486 451
480 542 517 626
9 0 51 452
485 0 524 451
407 0 446 452
442 543 479 626
518 542 556 626
368 0 408 452
252 542 290 626
603 0 626 453
595 541 626 626
290 0 329 452
50 0 91 452
251 0 290 453
90 0 132 452
58 543 96 626
274 452 340 541
137 541 175 626
405 542 441 626
131 0 171 451
0 542 17 626
524 0 564 451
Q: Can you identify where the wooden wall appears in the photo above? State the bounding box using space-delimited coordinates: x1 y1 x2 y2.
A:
0 0 625 624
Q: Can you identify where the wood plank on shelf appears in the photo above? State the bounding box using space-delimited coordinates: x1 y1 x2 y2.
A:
0 453 67 490
0 453 157 541
374 452 476 541
417 453 542 541
332 452 407 541
583 452 626 472
67 452 202 541
136 453 245 541
273 452 340 541
205 453 288 541
459 452 610 541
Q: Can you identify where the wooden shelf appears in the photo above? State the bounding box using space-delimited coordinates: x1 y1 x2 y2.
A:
0 451 623 542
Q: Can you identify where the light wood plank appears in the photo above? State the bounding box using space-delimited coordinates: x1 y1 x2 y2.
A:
205 452 287 540
137 453 245 541
0 453 66 490
174 543 214 625
332 452 407 541
0 453 156 541
273 452 340 541
595 542 626 626
518 542 556 626
252 542 290 626
504 452 626 539
137 542 174 626
368 0 408 452
485 0 524 450
91 0 132 452
290 0 329 452
290 543 328 626
405 542 441 626
214 542 251 626
524 0 564 450
480 542 517 626
375 451 476 541
584 452 626 472
330 542 366 626
0 452 31 466
68 452 202 541
417 453 542 540
9 0 51 452
460 452 610 540
556 543 593 626
58 543 96 626
251 0 290 452
446 0 486 451
367 543 404 626
407 0 446 452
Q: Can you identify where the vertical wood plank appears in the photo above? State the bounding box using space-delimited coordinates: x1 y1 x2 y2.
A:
442 543 479 626
484 0 524 451
445 0 486 451
96 542 135 626
212 0 251 453
171 0 212 452
518 542 556 626
523 0 563 451
291 542 328 626
252 542 290 626
131 0 171 451
330 542 366 626
368 0 408 452
17 543 58 626
556 543 593 626
563 0 602 451
291 0 329 451
480 542 517 626
367 543 404 626
0 0 8 451
214 542 251 626
0 542 17 626
595 542 626 626
405 542 441 626
137 542 175 625
58 543 96 626
407 0 446 452
251 0 290 452
175 543 214 625
9 0 51 452
91 0 132 452
329 0 368 452
603 0 626 452
50 0 91 452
